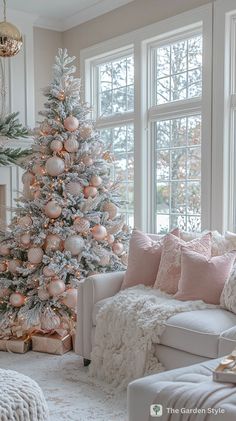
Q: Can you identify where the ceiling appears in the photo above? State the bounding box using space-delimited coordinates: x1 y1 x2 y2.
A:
6 0 134 31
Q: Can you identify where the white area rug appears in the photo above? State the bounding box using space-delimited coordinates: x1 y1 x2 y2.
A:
0 351 126 421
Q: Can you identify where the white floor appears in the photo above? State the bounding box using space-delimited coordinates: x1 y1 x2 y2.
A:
0 350 127 421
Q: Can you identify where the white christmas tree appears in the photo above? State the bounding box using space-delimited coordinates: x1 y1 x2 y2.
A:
0 49 129 338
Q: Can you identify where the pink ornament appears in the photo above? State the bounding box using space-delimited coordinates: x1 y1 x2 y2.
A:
65 181 82 196
73 217 90 233
112 242 124 256
44 234 63 252
44 201 62 219
62 288 77 309
28 247 44 264
79 125 93 140
41 310 61 330
64 137 79 152
103 202 118 220
0 244 10 256
83 156 93 166
64 236 84 256
23 184 34 201
50 139 63 152
106 234 115 245
8 259 22 274
22 171 35 185
46 157 65 176
91 224 107 241
90 175 102 187
84 186 98 198
64 116 79 132
48 279 65 297
0 262 7 272
32 164 45 176
100 255 110 267
18 216 32 227
43 266 56 277
38 288 50 301
20 233 31 247
10 292 25 307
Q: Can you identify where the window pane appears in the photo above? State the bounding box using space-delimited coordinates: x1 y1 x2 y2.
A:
97 55 134 117
155 115 202 233
100 125 134 226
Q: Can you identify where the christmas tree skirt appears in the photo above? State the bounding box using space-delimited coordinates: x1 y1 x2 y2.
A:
0 351 126 421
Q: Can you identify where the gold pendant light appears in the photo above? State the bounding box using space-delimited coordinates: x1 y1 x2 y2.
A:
0 0 22 57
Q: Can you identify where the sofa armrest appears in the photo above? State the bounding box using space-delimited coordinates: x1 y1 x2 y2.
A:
75 271 125 358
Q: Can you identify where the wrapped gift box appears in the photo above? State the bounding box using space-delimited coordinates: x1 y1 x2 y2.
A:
32 332 72 355
0 337 31 353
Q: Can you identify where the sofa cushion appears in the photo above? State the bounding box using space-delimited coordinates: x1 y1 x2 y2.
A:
218 326 236 356
160 308 236 358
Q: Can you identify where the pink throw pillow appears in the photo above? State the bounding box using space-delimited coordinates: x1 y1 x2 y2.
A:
174 249 236 304
154 232 212 294
121 228 180 289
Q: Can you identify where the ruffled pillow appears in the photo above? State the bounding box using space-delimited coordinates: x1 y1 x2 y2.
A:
220 264 236 312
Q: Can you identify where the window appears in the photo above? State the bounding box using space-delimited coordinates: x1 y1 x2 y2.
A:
229 15 236 230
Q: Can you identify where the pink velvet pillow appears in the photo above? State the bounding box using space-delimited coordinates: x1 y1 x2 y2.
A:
174 249 236 304
154 232 212 294
121 228 179 289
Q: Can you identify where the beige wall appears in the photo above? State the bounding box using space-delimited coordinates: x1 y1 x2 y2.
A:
34 27 63 119
63 0 212 71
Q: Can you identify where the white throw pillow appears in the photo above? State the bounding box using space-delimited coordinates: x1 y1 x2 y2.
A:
220 264 236 313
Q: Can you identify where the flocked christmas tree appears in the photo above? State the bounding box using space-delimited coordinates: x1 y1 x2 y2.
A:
0 49 129 339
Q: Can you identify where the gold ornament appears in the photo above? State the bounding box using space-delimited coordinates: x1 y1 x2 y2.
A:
57 91 65 101
0 0 23 58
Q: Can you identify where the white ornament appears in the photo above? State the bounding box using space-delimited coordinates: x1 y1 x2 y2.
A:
50 139 63 152
73 217 90 233
62 288 77 309
44 234 63 252
44 201 62 219
28 247 44 264
64 235 84 256
103 202 118 220
92 224 107 241
0 244 10 256
65 181 82 196
64 137 79 152
48 279 65 297
112 242 124 256
84 186 97 198
8 259 22 274
46 157 65 176
90 175 102 187
64 116 79 132
9 292 25 307
18 216 32 227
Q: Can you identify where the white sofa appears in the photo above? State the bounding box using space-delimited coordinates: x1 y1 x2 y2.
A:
75 270 236 368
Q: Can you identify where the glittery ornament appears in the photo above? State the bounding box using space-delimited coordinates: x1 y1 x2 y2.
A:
0 244 10 256
90 175 102 187
112 242 124 256
0 21 23 58
83 156 93 166
41 310 61 330
91 224 107 241
48 279 65 297
64 235 84 256
57 91 65 101
62 288 77 309
28 247 44 264
50 139 63 152
0 261 7 272
38 288 50 301
79 125 93 140
46 157 65 176
32 164 45 176
44 234 63 252
43 266 56 277
22 171 35 185
64 137 79 152
73 217 90 233
64 116 79 132
20 233 31 247
8 259 22 274
44 201 62 219
9 292 25 307
18 216 32 227
106 234 115 245
65 181 82 196
99 255 110 267
103 202 118 220
84 186 97 198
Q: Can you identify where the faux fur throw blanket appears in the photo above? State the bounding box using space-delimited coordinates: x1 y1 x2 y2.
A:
89 286 215 388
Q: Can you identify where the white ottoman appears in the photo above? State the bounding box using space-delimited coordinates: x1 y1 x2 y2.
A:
0 368 49 421
128 359 236 421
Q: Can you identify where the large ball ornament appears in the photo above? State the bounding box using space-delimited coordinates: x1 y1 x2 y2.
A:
18 216 32 228
0 262 7 272
79 125 93 140
103 202 118 220
45 157 65 176
43 266 56 277
8 259 22 274
73 217 90 233
20 233 31 247
64 235 84 256
83 156 93 166
9 292 25 307
64 116 79 132
44 234 63 252
65 181 82 196
64 137 79 153
112 242 124 256
44 201 62 219
48 279 65 297
50 139 63 152
22 171 35 185
41 311 61 331
32 164 45 176
0 22 22 57
0 244 10 256
90 175 102 187
84 186 98 198
38 288 50 301
28 247 44 264
62 288 77 309
106 234 115 245
91 224 107 241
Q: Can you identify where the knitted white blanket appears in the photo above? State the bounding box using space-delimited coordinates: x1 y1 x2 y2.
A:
89 286 215 388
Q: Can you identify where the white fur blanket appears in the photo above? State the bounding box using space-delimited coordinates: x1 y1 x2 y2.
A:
89 286 215 388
